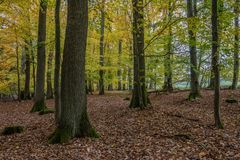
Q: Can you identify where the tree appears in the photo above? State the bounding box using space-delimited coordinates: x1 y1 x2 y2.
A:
232 0 239 89
99 0 105 95
49 0 98 144
54 0 61 124
212 0 223 129
117 39 122 90
24 43 31 100
187 0 200 100
31 0 48 112
163 0 173 92
129 0 149 109
46 50 53 99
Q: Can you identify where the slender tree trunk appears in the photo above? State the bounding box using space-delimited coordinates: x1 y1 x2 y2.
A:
209 0 224 89
31 39 36 96
128 43 133 90
187 0 200 100
99 0 105 95
15 33 21 102
46 51 54 99
163 1 173 92
49 0 98 144
212 0 223 129
232 0 239 89
117 39 122 90
130 0 149 109
31 0 48 112
24 44 31 100
54 0 61 123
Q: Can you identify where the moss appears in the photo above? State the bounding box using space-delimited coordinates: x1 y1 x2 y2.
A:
30 100 47 113
88 128 100 138
48 128 72 144
39 109 55 115
188 92 201 101
123 97 130 101
2 126 24 135
79 111 99 138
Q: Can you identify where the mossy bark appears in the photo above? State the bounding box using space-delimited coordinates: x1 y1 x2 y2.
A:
31 100 47 112
49 0 97 144
129 0 150 109
49 111 99 144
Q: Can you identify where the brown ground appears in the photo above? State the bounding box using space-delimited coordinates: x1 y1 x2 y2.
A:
0 90 240 160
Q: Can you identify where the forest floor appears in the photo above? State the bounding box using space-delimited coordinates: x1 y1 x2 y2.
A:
0 90 240 160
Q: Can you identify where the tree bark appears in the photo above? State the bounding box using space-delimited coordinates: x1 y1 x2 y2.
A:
15 31 21 102
117 39 122 90
163 1 173 92
187 0 200 100
99 0 105 95
212 0 223 129
232 0 239 89
24 44 31 100
209 0 224 89
46 50 54 99
54 0 61 123
49 0 98 144
129 0 149 109
31 0 48 112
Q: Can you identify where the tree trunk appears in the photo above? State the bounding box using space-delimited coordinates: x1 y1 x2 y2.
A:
15 32 21 102
31 0 48 112
212 0 223 129
54 0 61 124
209 0 224 89
129 0 149 109
24 44 31 100
46 50 54 99
117 40 122 90
49 0 98 144
187 0 200 100
163 1 173 92
232 0 239 90
99 0 105 95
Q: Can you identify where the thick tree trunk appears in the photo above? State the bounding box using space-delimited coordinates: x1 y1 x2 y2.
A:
130 0 149 109
49 0 98 144
54 0 61 123
46 51 54 99
31 0 48 112
232 0 239 90
117 40 122 90
99 0 105 95
187 0 200 100
212 0 223 129
24 44 31 100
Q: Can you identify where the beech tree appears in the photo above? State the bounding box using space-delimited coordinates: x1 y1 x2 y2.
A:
31 0 48 112
49 0 98 144
187 0 200 100
212 0 223 129
130 0 149 109
232 0 239 89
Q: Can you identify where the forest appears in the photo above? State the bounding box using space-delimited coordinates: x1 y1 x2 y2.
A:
0 0 239 159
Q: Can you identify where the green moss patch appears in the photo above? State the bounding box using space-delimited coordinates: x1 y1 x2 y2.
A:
39 109 55 115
